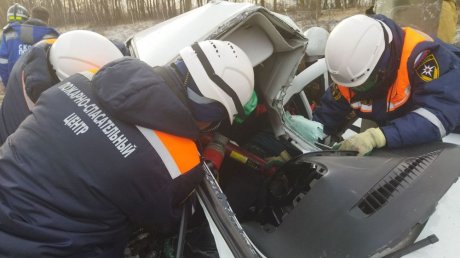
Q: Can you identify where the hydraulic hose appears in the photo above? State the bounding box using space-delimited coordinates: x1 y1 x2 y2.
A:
201 133 276 176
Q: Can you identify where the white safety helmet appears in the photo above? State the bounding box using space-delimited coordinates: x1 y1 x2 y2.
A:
304 27 329 57
180 40 254 124
325 14 393 87
49 30 123 81
7 3 29 23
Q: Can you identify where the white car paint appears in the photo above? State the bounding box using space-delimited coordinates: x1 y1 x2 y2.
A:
128 1 460 256
405 179 460 257
129 1 252 67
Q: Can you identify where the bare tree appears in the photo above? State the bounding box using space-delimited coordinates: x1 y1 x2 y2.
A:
0 0 375 30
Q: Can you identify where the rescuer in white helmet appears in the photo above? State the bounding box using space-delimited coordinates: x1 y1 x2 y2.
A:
6 3 29 24
0 30 123 143
0 40 256 257
178 40 256 125
0 5 59 86
313 14 460 155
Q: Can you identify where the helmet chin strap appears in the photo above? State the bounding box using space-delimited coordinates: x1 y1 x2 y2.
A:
45 44 60 83
351 79 390 101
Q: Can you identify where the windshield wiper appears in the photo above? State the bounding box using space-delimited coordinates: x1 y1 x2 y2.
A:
383 234 439 258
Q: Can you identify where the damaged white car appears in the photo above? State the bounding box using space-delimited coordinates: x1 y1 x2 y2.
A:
125 1 460 257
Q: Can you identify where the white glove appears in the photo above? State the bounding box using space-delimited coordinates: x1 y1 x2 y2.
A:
338 128 386 156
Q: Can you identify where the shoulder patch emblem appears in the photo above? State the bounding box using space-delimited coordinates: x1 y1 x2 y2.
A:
415 53 439 82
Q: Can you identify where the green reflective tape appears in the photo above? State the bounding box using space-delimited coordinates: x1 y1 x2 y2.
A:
8 16 22 22
234 91 258 124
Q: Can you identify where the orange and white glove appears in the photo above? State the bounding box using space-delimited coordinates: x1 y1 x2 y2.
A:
337 128 386 156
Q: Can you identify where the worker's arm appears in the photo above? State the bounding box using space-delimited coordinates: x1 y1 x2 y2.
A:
381 42 460 148
0 30 10 85
313 84 353 135
23 46 58 102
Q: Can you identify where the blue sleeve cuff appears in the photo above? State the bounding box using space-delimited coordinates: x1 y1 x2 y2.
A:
312 87 351 135
381 113 442 148
380 125 402 148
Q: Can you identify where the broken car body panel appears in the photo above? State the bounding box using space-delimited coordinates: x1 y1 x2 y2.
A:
128 1 460 257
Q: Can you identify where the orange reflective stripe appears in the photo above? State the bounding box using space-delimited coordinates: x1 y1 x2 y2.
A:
87 68 99 74
338 86 373 112
44 38 56 44
338 86 352 101
154 130 200 174
387 27 431 111
35 38 56 46
338 27 430 113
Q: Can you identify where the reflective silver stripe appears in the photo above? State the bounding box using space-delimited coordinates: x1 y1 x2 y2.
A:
5 31 18 41
412 108 446 137
78 71 95 80
350 101 373 112
136 126 181 179
360 104 372 112
21 70 35 111
388 85 411 111
0 58 8 64
187 88 215 104
42 34 56 39
350 102 360 109
20 26 33 44
414 52 424 66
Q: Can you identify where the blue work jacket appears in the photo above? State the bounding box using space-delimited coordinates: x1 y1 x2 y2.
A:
0 58 204 257
314 15 460 148
0 18 59 85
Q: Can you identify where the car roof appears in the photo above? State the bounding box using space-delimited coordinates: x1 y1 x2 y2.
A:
128 1 254 66
127 0 303 67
